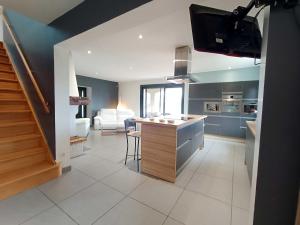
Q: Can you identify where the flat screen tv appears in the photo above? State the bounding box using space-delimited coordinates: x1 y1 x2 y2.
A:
189 4 262 58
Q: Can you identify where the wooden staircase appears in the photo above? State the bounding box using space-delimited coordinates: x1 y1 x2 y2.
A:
0 42 61 200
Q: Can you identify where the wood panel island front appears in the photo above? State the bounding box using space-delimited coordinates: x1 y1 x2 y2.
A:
136 115 207 182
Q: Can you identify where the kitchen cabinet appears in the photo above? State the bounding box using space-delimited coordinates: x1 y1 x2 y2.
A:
188 81 259 139
243 81 259 99
245 121 256 183
222 82 243 93
189 83 221 99
220 117 242 138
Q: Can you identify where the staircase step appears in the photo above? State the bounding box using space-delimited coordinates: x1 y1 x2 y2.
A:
0 79 19 89
0 67 13 73
0 110 32 123
0 71 15 79
0 147 45 162
0 99 29 110
0 133 41 152
0 162 61 200
0 55 9 64
0 121 37 138
0 132 40 144
0 88 24 99
0 78 18 82
0 62 12 71
0 49 6 55
0 151 47 175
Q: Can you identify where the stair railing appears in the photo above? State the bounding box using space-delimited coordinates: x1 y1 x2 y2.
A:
1 14 50 114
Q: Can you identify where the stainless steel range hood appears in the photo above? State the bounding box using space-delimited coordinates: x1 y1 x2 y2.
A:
166 46 193 83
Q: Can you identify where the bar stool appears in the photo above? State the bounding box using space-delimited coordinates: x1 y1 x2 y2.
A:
124 118 141 171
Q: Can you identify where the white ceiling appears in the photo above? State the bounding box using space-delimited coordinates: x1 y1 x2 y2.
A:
0 0 84 23
59 0 263 82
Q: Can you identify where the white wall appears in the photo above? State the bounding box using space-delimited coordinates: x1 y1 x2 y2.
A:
0 6 3 41
54 46 72 168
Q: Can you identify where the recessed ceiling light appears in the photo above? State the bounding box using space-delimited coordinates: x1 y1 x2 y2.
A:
228 66 232 70
138 34 143 39
87 50 92 54
96 72 99 75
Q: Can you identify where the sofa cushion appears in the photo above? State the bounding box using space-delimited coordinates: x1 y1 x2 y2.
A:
101 109 117 121
117 109 134 122
101 121 118 129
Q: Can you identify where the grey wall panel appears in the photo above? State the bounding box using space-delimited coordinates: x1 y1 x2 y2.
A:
253 5 300 225
76 75 118 122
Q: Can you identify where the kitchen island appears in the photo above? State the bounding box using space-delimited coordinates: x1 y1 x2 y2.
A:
136 115 207 182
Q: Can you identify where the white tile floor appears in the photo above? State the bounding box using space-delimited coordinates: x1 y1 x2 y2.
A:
0 130 251 225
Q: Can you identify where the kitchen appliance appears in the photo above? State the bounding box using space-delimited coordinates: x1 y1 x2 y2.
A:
222 92 243 113
204 102 221 113
243 103 258 114
166 46 194 83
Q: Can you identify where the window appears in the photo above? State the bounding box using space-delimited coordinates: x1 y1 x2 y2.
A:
140 84 184 118
76 87 87 118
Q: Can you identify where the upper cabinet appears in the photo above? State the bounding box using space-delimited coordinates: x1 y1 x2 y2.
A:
189 83 222 99
221 82 243 93
243 81 259 99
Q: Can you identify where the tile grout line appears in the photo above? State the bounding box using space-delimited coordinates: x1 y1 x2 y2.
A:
229 146 237 225
34 189 80 225
164 141 215 225
91 173 150 224
17 192 55 225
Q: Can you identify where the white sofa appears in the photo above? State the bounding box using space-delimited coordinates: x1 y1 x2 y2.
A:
75 118 90 137
94 108 134 130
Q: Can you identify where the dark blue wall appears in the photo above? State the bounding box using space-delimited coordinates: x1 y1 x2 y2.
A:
3 0 152 157
76 75 118 119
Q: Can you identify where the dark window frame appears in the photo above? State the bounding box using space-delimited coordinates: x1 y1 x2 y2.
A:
140 83 184 118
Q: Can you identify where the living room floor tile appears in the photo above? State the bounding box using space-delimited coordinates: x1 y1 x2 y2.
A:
186 173 233 204
38 169 96 203
58 182 124 225
169 190 231 225
93 197 166 225
0 189 53 225
21 206 77 225
101 167 147 194
130 178 183 215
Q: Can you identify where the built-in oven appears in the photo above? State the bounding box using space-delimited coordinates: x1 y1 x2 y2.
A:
204 102 221 113
243 103 258 114
222 92 243 113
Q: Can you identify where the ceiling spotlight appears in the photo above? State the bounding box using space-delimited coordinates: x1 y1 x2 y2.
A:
138 34 143 39
228 66 232 70
96 72 99 75
87 50 92 54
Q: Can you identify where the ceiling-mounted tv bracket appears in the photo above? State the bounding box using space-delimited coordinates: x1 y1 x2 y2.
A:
231 0 298 29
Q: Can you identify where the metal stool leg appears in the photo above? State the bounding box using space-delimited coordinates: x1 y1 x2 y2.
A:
125 137 129 165
134 137 137 160
137 137 140 172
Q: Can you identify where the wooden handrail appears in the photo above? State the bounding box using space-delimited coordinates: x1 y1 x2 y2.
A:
2 14 50 113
